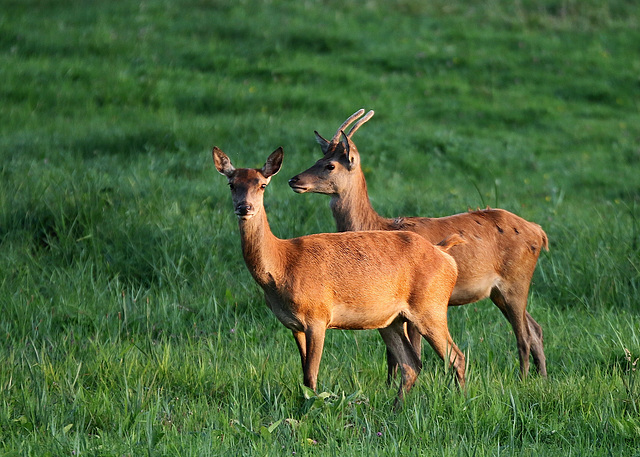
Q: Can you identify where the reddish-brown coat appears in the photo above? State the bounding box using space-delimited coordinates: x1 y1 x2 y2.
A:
214 146 466 406
288 109 548 378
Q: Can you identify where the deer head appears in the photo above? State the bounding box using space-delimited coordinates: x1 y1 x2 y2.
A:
289 109 374 195
213 146 283 219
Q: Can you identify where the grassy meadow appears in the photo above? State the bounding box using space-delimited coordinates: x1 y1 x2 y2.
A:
1 0 639 455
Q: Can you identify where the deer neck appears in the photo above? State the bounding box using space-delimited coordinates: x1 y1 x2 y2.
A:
237 209 284 287
330 170 389 232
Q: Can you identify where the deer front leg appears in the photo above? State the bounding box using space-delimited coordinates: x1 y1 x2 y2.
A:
301 325 326 391
383 333 400 385
383 321 423 385
292 330 307 375
379 319 422 409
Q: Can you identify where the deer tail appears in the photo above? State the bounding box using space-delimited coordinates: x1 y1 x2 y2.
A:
436 234 465 252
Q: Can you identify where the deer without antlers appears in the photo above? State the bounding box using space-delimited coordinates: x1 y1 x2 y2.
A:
288 109 549 379
213 145 466 405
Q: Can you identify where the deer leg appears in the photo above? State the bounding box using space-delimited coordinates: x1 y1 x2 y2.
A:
406 321 423 361
301 325 326 391
423 331 466 388
409 309 465 388
292 330 307 375
383 338 400 385
490 287 531 378
526 311 547 377
379 319 422 408
383 320 423 385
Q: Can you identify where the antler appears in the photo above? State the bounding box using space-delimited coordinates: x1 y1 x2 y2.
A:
346 110 374 139
329 109 366 143
315 109 376 155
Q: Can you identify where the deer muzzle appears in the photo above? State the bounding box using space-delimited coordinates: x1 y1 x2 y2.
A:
288 175 308 193
235 203 254 218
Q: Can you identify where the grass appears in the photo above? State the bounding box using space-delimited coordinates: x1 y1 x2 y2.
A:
1 0 639 455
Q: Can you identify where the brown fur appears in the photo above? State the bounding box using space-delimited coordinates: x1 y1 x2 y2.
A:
288 109 549 379
214 146 466 406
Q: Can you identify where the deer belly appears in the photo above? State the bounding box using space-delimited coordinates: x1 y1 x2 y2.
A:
328 303 401 330
449 275 496 305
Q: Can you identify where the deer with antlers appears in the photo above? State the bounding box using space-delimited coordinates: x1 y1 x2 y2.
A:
213 145 466 406
288 109 549 379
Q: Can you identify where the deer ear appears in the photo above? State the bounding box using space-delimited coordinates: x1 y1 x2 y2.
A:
262 147 283 178
213 147 235 177
314 131 331 155
340 131 360 170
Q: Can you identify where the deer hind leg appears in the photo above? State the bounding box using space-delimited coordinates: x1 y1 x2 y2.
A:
407 321 423 363
424 329 466 388
490 286 535 378
379 319 422 408
383 321 423 385
409 309 466 388
526 311 547 377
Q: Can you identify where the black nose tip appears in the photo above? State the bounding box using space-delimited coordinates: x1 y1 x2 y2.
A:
235 203 253 215
288 176 299 186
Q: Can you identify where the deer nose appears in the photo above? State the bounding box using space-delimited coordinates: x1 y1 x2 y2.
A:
235 203 253 216
288 175 308 193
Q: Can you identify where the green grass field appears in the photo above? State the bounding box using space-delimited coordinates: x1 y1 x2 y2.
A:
1 0 639 455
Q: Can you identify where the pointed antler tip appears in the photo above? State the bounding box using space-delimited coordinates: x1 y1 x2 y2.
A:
345 109 375 139
332 109 368 143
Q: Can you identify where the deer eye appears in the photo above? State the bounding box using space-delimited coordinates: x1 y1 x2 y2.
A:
260 183 267 189
228 183 235 190
326 164 335 171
